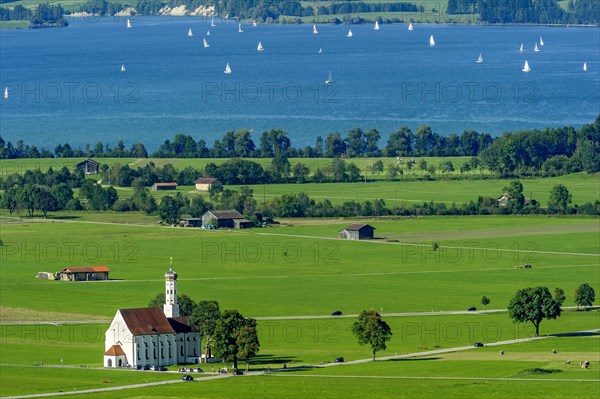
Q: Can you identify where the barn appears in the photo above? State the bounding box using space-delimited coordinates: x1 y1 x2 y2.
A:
152 182 177 191
201 210 245 228
59 266 110 281
194 177 222 191
339 224 376 240
76 159 100 175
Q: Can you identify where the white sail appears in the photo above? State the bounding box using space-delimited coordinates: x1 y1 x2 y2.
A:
347 29 353 38
539 36 544 46
522 60 531 73
203 38 210 48
534 42 540 52
224 63 232 74
408 22 414 31
583 62 587 72
120 64 126 72
188 28 193 37
429 34 435 47
4 87 8 100
253 20 257 27
257 41 264 51
476 53 483 64
519 43 524 53
313 24 318 34
318 48 322 54
238 23 243 33
211 18 216 27
325 70 333 84
374 21 380 30
206 30 211 36
126 19 132 29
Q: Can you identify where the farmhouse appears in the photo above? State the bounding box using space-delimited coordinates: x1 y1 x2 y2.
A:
76 159 100 174
339 224 376 240
58 266 110 281
194 177 222 191
201 209 250 228
152 182 177 191
104 261 200 368
497 194 513 206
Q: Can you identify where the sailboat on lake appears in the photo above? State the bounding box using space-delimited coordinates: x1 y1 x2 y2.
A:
476 53 483 64
522 60 531 73
206 30 211 36
539 36 544 46
325 70 333 85
211 18 216 27
408 22 414 31
313 24 318 34
519 43 524 53
120 64 126 72
188 28 193 37
583 62 587 72
534 42 540 52
126 19 132 29
429 34 435 47
224 63 232 74
257 41 264 52
374 20 380 30
318 48 322 54
347 29 353 38
4 87 8 100
253 20 257 27
203 38 210 48
238 23 243 33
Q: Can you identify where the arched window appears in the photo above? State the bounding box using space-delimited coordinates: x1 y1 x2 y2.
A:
107 359 112 367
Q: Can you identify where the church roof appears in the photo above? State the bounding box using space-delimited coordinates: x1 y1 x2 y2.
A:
104 344 126 356
119 308 176 336
168 316 198 333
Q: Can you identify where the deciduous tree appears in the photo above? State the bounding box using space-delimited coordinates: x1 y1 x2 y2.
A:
351 310 392 361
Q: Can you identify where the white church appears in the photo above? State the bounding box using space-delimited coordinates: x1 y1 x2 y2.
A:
104 260 201 368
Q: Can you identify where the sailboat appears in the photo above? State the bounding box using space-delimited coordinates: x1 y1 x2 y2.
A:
539 36 544 46
429 34 435 47
188 28 193 37
519 43 524 53
374 20 380 30
203 38 210 48
583 62 587 72
522 60 531 73
257 41 264 52
238 23 243 33
476 53 483 64
3 87 8 100
206 30 211 36
224 63 232 74
126 19 132 29
325 70 333 85
408 22 414 31
534 42 540 52
318 48 322 54
211 18 216 27
313 24 318 34
253 20 257 27
346 29 353 38
120 64 126 72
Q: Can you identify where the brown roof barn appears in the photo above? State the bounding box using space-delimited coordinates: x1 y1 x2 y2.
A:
152 182 177 191
59 266 110 281
202 210 251 228
339 224 376 240
194 177 222 191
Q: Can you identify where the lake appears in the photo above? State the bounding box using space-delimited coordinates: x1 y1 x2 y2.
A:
1 17 598 151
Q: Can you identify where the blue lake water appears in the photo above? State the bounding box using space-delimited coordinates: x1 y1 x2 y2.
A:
1 17 598 150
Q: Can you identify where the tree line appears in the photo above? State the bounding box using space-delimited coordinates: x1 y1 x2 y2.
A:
0 3 68 27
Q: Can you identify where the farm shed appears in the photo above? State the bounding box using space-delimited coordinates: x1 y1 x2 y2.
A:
201 210 245 228
339 224 376 240
59 266 110 281
152 182 177 191
194 177 222 191
76 159 100 174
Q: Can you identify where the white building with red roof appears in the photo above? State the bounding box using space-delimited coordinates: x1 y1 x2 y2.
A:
103 260 200 368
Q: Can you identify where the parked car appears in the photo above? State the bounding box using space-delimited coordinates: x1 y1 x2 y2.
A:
331 310 343 316
143 365 151 370
474 342 484 347
467 307 477 311
159 366 168 371
233 369 244 375
182 375 194 381
334 357 344 363
135 365 143 370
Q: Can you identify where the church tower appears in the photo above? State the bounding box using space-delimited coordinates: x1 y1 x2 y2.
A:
163 257 179 318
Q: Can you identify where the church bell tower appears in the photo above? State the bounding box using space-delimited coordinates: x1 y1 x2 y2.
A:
163 257 179 318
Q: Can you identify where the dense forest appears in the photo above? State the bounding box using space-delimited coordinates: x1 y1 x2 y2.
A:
0 3 68 27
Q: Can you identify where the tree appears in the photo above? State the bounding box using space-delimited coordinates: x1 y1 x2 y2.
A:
292 162 309 184
574 283 595 310
148 292 165 308
508 286 562 336
481 296 490 309
351 310 392 361
236 322 260 370
554 288 566 305
178 294 196 317
547 184 572 214
212 310 259 369
191 300 221 361
36 186 58 218
158 196 183 225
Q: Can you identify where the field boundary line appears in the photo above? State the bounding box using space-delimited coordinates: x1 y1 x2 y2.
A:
268 374 600 383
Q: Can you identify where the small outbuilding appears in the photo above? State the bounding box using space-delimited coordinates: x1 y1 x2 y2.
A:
339 224 376 240
497 194 513 206
194 178 222 191
152 182 177 191
76 159 100 175
180 218 202 227
201 210 244 228
59 266 110 281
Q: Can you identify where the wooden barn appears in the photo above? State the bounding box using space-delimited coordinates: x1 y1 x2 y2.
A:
59 266 110 281
152 182 177 191
201 210 246 228
194 177 222 191
76 159 100 175
339 224 376 240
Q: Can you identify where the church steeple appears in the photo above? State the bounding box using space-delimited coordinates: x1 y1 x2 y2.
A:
163 257 179 318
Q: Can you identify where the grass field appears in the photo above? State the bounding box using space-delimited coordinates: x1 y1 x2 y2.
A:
0 20 29 29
